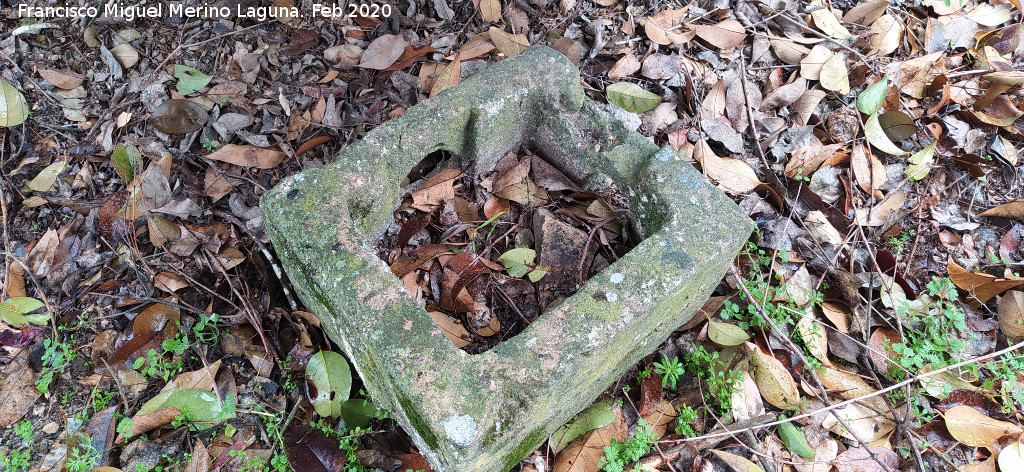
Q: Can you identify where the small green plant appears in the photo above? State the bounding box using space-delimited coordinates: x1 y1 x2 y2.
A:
683 346 740 414
884 277 967 380
92 389 115 411
0 448 31 471
598 418 657 472
202 137 220 151
888 230 915 255
66 435 100 472
36 337 78 393
14 420 35 444
652 355 685 389
673 404 698 437
133 330 191 381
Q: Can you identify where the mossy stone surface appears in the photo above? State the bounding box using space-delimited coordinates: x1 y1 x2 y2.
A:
260 46 752 472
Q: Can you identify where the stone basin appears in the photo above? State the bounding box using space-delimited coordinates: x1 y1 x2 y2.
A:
260 46 752 472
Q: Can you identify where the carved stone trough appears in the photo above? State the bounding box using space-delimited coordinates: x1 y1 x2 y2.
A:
261 46 752 472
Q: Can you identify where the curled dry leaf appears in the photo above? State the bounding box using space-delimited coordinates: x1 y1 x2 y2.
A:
944 405 1023 447
552 404 627 472
867 327 900 374
851 144 886 197
645 9 692 45
428 311 473 348
799 45 833 81
206 144 285 169
947 259 1024 303
608 53 641 80
863 113 908 156
430 52 461 98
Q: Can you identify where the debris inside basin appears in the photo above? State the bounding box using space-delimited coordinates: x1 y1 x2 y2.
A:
376 147 639 353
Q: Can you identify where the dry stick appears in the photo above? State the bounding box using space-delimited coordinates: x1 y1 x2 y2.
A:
203 247 273 356
862 351 928 471
666 337 1024 445
576 215 620 286
729 266 898 472
737 51 771 172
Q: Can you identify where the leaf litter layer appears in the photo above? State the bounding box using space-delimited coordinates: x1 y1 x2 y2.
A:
376 147 639 354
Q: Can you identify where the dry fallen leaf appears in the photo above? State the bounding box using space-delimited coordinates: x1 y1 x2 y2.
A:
694 139 762 195
358 34 406 70
834 446 899 472
427 311 473 348
38 68 84 89
480 0 502 22
711 449 765 472
809 9 852 39
947 259 1024 303
751 346 800 410
411 168 463 211
819 53 850 94
430 52 462 98
206 144 285 169
694 20 746 49
489 28 529 57
869 14 903 56
944 405 1023 447
799 45 833 81
855 191 906 227
645 9 692 45
998 291 1024 341
851 144 886 197
552 404 627 472
980 200 1024 220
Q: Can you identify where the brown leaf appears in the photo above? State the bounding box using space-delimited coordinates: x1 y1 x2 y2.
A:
642 399 677 438
784 143 843 178
980 200 1024 220
851 144 886 198
944 405 1022 447
206 144 285 169
854 191 906 227
751 347 800 409
38 68 84 89
868 327 901 374
480 0 502 22
204 167 234 203
390 244 454 278
427 311 473 348
451 32 496 60
385 45 439 71
489 27 529 57
700 79 726 120
638 371 663 416
694 20 746 49
834 446 899 472
183 440 212 472
531 155 578 191
411 168 463 210
279 29 320 55
358 34 406 70
430 52 462 98
947 259 1024 303
694 138 762 195
608 53 641 80
645 9 693 45
0 349 41 427
125 406 182 438
154 271 188 293
998 290 1024 341
552 405 627 472
295 135 331 155
496 179 549 205
284 424 349 472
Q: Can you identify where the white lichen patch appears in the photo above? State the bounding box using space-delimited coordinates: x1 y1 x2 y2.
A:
442 414 477 447
606 292 618 302
609 272 624 284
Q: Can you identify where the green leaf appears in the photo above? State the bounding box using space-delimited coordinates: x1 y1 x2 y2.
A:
111 143 143 183
526 268 547 282
505 263 530 278
857 75 888 115
863 112 909 156
0 297 47 326
338 399 379 429
606 82 661 113
0 78 29 127
497 248 536 267
778 422 816 458
306 350 353 418
174 65 212 96
161 389 236 430
707 321 749 346
905 140 938 181
28 160 70 192
549 399 615 454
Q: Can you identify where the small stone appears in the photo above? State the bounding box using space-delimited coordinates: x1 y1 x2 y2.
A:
533 209 596 307
42 422 59 435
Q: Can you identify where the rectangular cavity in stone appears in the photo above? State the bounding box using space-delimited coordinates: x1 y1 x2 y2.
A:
375 146 643 354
